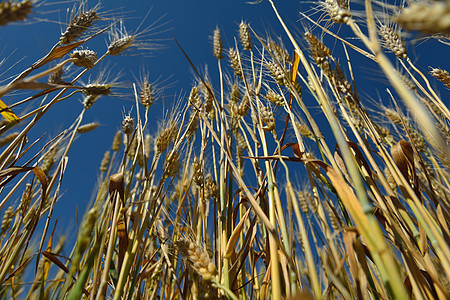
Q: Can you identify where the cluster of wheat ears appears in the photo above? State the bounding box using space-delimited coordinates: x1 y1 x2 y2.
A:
0 0 449 299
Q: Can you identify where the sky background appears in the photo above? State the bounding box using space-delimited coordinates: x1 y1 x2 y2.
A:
0 0 449 244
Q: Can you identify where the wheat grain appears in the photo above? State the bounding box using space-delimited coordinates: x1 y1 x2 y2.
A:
297 190 310 214
204 174 218 200
239 21 252 50
60 6 98 44
77 206 98 253
237 95 250 117
324 0 351 24
140 81 154 108
230 84 241 103
155 120 177 154
165 150 179 177
0 0 32 26
0 132 18 147
296 121 313 139
430 67 450 88
267 40 290 65
305 32 331 75
235 132 247 151
82 94 99 109
175 239 217 281
396 71 416 90
384 107 402 124
1 206 14 233
77 122 99 133
267 61 289 86
19 183 32 217
186 112 199 140
41 145 58 175
109 35 135 55
48 68 66 85
112 130 122 152
228 47 243 79
122 113 134 136
70 49 97 69
260 105 276 132
379 24 407 58
83 84 111 96
265 89 285 106
192 157 203 187
107 21 139 56
408 128 426 152
395 1 450 34
213 27 223 59
325 202 341 231
100 151 110 173
332 64 353 97
188 86 202 109
200 82 215 119
127 135 138 159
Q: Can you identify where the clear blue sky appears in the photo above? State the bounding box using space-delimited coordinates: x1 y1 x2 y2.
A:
0 0 448 243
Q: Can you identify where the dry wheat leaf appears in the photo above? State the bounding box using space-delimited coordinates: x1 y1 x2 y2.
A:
109 172 125 203
31 41 85 69
42 251 69 274
225 208 251 258
391 140 414 181
13 81 70 90
0 166 47 199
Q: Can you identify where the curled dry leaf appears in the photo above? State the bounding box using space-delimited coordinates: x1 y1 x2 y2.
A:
109 172 125 204
391 140 419 198
281 142 303 158
391 140 414 181
224 208 251 258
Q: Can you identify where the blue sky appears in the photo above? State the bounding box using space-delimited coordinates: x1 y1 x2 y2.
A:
0 0 448 245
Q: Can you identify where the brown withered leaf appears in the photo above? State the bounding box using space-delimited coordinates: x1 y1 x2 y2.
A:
391 140 414 182
391 140 420 200
117 215 129 274
109 172 125 204
281 142 304 158
42 251 69 274
42 251 89 297
0 166 47 199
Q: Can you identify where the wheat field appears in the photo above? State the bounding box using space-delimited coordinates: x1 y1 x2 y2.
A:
0 0 449 299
